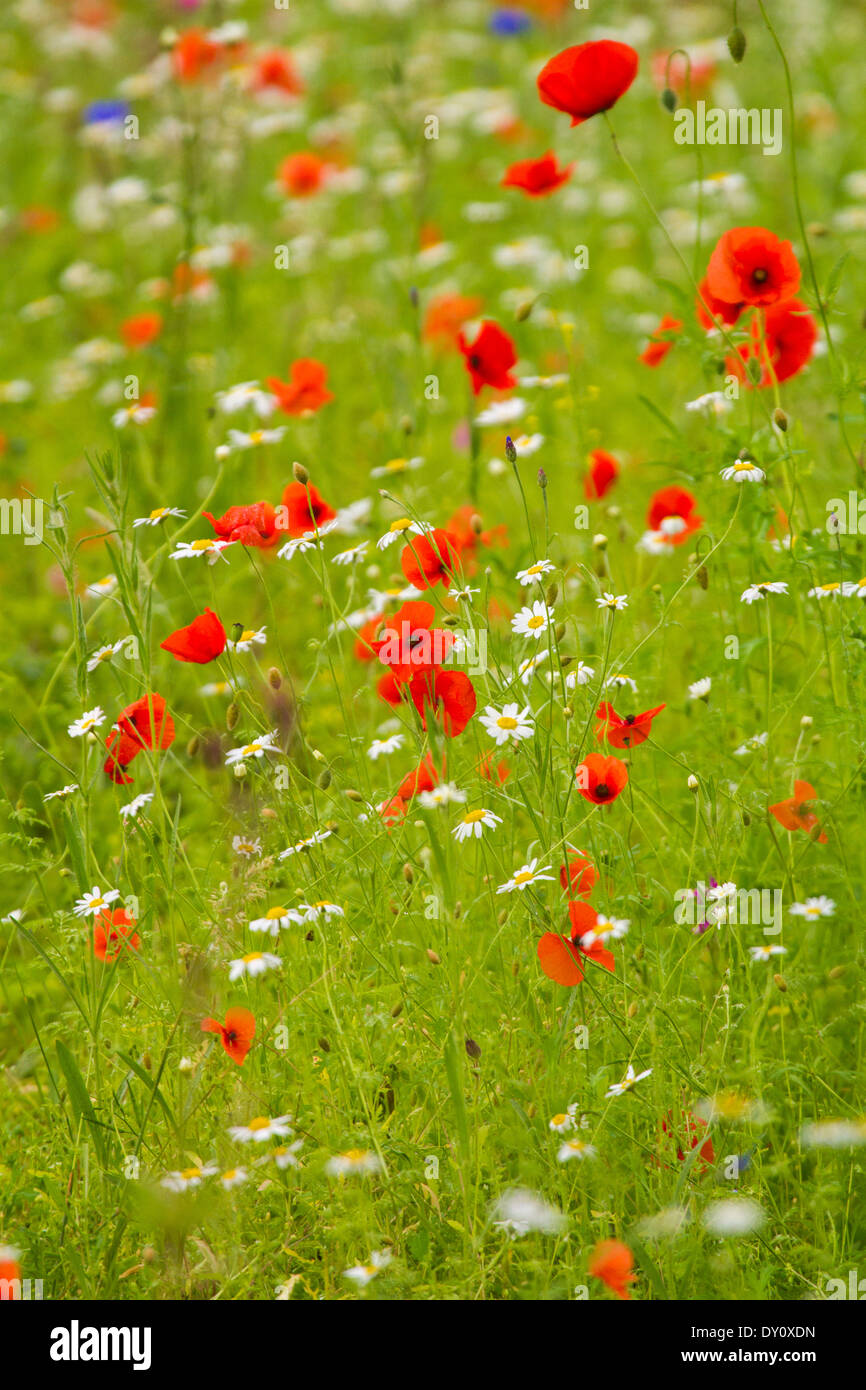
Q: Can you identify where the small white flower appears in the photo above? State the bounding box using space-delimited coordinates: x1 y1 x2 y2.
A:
496 858 555 895
85 575 118 599
225 731 280 765
343 1251 392 1287
325 1149 383 1177
478 703 535 746
228 951 281 981
734 731 768 756
605 1064 652 1099
517 650 549 685
740 581 788 604
219 1167 248 1190
300 900 345 921
516 559 555 585
73 886 120 918
271 1140 304 1169
548 1105 579 1134
789 895 835 919
720 457 765 483
557 1138 597 1163
44 783 79 801
808 582 844 599
578 913 630 948
688 677 712 700
702 1198 765 1237
799 1120 866 1149
564 662 595 688
370 456 423 479
161 1164 218 1192
171 538 234 564
491 1188 565 1239
232 835 262 857
227 625 267 654
749 943 787 961
512 601 554 640
214 381 276 418
418 782 466 809
68 705 105 738
229 1115 293 1143
596 591 629 611
133 506 186 528
249 905 303 936
86 642 124 673
376 517 427 551
332 542 368 566
119 792 154 821
452 808 502 842
366 734 404 760
604 672 637 693
685 390 732 418
278 830 333 858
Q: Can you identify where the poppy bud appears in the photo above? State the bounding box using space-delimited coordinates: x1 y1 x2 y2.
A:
563 705 574 719
465 1037 481 1060
454 901 462 920
628 1001 639 1018
515 298 534 322
389 898 399 915
226 702 240 730
661 87 677 113
292 461 309 485
810 733 820 745
317 768 331 789
773 974 787 992
400 414 413 435
505 436 517 464
546 583 558 606
746 356 763 385
828 965 845 979
403 862 413 882
470 512 483 536
498 909 508 926
344 788 364 801
143 1051 152 1070
268 666 282 689
555 623 566 641
261 807 277 819
742 809 751 826
186 735 200 757
391 1001 403 1017
142 1246 156 1264
696 564 709 590
727 25 747 62
442 614 461 627
318 1036 331 1053
426 948 441 965
409 286 418 308
773 408 788 432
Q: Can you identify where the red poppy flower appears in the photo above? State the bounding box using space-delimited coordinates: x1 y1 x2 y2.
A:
397 753 446 802
161 607 227 664
560 848 598 898
502 150 574 196
376 670 408 707
277 152 329 197
477 751 510 784
379 794 407 828
584 449 619 501
371 601 454 683
575 752 628 805
537 41 639 126
695 276 744 331
660 1112 715 1169
726 298 817 387
203 501 280 548
423 293 483 349
769 780 827 843
595 701 666 749
588 1240 636 1300
647 485 702 544
705 226 800 308
104 693 175 784
537 931 586 986
400 528 461 590
457 321 518 396
639 314 682 367
121 312 163 350
266 358 334 416
409 669 476 738
250 50 304 96
173 29 222 83
0 1251 21 1297
280 481 337 537
354 612 386 662
93 908 140 963
201 1006 256 1066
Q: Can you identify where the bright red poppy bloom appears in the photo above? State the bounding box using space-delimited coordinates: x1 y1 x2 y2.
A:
203 501 280 548
354 612 385 661
584 449 619 501
121 312 163 350
409 669 476 738
397 753 446 802
201 1006 256 1066
575 752 628 805
647 485 703 544
376 669 408 707
727 298 817 387
160 607 227 664
660 1112 715 1169
705 226 801 308
695 276 744 331
537 41 639 126
379 794 407 828
501 150 574 196
172 29 223 83
371 601 454 683
280 481 337 537
639 314 682 367
457 321 518 396
93 908 140 963
104 693 175 785
595 701 666 749
250 50 304 96
277 151 329 197
266 358 334 416
0 1250 21 1297
400 528 461 590
769 780 827 843
560 848 598 898
588 1240 637 1300
422 293 483 349
537 901 615 986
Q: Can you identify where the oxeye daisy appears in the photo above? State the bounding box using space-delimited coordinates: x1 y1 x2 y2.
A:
557 1137 597 1163
133 505 186 527
452 807 502 842
227 625 267 652
479 702 535 746
325 1148 383 1177
224 730 280 765
512 600 554 639
842 577 866 598
229 1115 293 1143
516 558 555 585
685 390 732 417
688 676 712 700
596 591 629 611
370 455 424 478
300 900 345 921
604 673 637 693
749 943 787 962
789 895 835 919
201 680 237 697
214 381 276 417
171 537 234 564
366 733 404 760
68 705 105 738
228 951 281 981
491 1188 565 1239
734 731 768 756
605 1064 652 1099
161 1164 218 1192
376 518 427 550
548 1104 579 1134
249 905 302 936
86 641 124 673
223 426 286 453
720 457 765 483
564 662 595 688
496 857 554 894
740 581 788 604
112 400 157 429
269 1140 304 1169
119 792 153 821
278 829 333 858
44 783 79 801
577 912 630 948
343 1250 392 1287
232 834 262 857
332 542 368 565
418 782 466 808
808 582 843 599
85 575 118 599
73 886 120 918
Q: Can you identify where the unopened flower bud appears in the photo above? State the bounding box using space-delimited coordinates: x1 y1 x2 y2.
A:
268 666 282 690
727 25 747 63
592 533 607 551
773 973 787 992
426 948 441 965
292 460 309 485
661 87 677 113
537 468 547 490
800 714 813 728
773 407 788 432
505 436 517 464
687 774 699 791
186 735 199 757
344 788 364 802
226 702 240 730
317 768 331 789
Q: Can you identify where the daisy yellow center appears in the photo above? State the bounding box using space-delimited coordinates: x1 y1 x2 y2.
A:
820 583 840 592
96 649 113 662
243 743 261 756
149 507 167 519
513 870 533 885
805 906 820 917
551 1113 567 1126
389 518 412 533
248 1117 270 1131
243 952 263 963
223 1169 237 1180
527 615 546 629
384 459 407 472
526 564 544 575
181 1167 201 1179
343 1148 366 1162
463 810 487 823
239 629 255 641
266 906 287 919
250 430 264 444
733 461 755 471
91 896 105 908
497 716 518 730
191 538 215 551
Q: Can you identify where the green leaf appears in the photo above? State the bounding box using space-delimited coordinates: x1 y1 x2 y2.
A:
55 1040 107 1168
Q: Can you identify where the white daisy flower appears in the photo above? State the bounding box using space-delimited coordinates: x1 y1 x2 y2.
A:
512 601 554 639
841 578 866 598
577 913 630 948
478 703 535 746
808 582 843 599
688 677 712 699
229 1115 293 1143
604 673 637 693
228 951 281 981
300 900 344 921
219 1167 248 1190
332 542 368 566
491 1188 565 1239
86 641 124 673
84 575 118 599
474 397 527 427
517 650 549 685
161 1164 218 1192
516 558 555 585
133 506 186 528
684 390 732 417
227 626 267 653
749 944 787 961
325 1149 383 1177
270 1140 304 1169
510 432 544 457
171 538 234 564
734 731 768 756
44 783 79 801
452 808 502 842
119 792 154 821
370 456 424 479
367 734 404 760
249 905 303 936
73 886 120 918
214 381 276 417
740 581 788 604
222 427 286 453
278 830 333 858
557 1138 597 1163
789 896 835 919
201 680 236 698
68 706 107 738
799 1120 866 1149
605 1064 652 1099
343 1250 392 1287
702 1198 765 1237
496 858 554 895
564 662 595 688
418 782 466 808
112 401 156 429
596 591 629 611
720 457 765 483
548 1104 579 1134
232 835 262 857
376 518 428 551
225 731 280 766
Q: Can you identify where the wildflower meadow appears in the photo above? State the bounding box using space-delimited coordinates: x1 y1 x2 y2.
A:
1 0 865 1324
